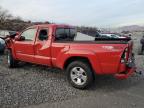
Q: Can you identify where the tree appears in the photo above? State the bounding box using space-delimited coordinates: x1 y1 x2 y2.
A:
0 6 13 29
0 6 32 31
77 26 98 36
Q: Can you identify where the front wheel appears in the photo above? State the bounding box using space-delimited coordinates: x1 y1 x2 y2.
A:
7 50 18 68
66 61 94 89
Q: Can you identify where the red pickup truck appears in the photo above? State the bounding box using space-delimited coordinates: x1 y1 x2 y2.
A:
4 24 136 89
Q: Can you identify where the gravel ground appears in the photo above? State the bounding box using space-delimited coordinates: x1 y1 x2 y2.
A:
0 33 144 108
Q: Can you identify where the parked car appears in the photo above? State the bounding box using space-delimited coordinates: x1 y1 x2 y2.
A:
0 30 16 37
0 38 5 53
100 33 127 39
4 24 136 89
0 30 16 53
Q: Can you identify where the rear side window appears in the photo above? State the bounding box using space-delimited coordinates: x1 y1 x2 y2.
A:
38 29 49 41
55 28 76 41
55 28 65 40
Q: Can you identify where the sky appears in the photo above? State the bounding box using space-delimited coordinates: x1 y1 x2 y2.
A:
1 0 144 27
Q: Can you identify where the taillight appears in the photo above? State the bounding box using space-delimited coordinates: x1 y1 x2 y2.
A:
121 48 128 63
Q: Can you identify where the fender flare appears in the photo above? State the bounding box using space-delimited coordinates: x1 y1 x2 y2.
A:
55 49 102 74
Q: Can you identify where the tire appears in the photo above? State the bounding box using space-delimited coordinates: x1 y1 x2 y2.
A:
66 61 94 89
7 50 18 68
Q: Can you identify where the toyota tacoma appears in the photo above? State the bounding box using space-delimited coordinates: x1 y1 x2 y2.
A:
2 24 136 89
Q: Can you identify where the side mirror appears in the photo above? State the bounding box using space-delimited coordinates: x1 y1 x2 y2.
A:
15 36 19 41
19 36 25 41
16 32 20 35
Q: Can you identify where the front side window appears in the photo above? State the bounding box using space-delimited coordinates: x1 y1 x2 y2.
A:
21 28 37 41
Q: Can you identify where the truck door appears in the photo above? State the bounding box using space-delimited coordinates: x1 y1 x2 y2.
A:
34 28 51 66
14 28 37 62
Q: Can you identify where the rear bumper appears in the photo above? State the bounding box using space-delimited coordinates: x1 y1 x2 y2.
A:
114 67 136 79
114 55 136 79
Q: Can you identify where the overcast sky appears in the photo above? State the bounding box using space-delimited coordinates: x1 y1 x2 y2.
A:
1 0 144 27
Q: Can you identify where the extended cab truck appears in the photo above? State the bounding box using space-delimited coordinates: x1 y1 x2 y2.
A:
4 24 136 89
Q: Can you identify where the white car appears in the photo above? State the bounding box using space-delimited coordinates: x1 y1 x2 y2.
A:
0 30 17 53
0 30 16 37
100 33 126 39
0 30 14 53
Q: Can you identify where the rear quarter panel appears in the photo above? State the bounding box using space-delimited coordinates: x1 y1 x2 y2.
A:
52 43 127 75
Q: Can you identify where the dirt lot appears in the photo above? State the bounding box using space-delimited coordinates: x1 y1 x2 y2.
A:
0 33 144 108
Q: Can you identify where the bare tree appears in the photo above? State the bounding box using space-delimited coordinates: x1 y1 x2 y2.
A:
0 6 32 31
0 6 13 29
0 6 98 32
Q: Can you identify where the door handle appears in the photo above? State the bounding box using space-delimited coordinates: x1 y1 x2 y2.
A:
63 45 70 51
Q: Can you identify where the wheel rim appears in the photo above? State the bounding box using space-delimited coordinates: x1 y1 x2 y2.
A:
7 54 10 65
70 67 87 86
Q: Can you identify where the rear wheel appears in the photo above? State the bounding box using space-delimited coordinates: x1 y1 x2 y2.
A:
66 61 94 89
7 50 18 68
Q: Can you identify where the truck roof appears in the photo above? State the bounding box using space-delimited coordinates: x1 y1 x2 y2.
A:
30 24 74 28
